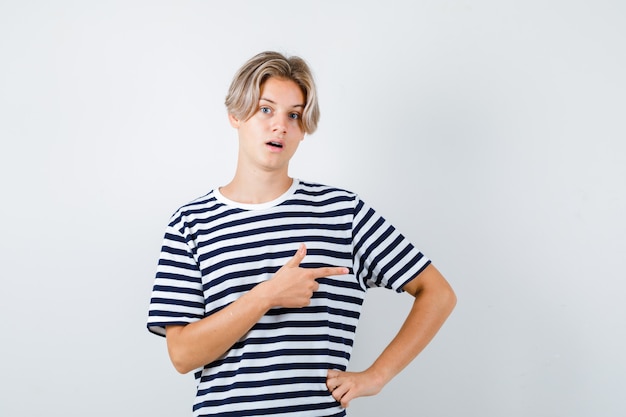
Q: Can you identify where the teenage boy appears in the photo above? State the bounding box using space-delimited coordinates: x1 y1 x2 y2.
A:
148 51 456 417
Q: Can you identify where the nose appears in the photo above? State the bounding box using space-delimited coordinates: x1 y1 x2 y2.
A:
271 113 289 135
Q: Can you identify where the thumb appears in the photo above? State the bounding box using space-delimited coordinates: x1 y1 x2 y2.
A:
285 243 307 267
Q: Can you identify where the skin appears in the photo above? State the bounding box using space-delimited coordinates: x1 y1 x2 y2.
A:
326 264 456 407
222 76 306 203
165 76 457 408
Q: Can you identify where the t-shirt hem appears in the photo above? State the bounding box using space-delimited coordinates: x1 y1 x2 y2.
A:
397 259 432 293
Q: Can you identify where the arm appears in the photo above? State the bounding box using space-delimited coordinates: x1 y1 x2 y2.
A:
166 244 349 374
326 263 456 408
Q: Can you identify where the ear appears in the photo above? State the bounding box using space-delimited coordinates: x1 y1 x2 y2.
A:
228 113 240 129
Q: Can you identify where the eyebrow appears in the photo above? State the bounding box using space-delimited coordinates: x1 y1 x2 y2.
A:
260 97 305 109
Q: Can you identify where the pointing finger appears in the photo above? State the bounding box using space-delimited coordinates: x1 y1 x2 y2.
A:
312 266 350 279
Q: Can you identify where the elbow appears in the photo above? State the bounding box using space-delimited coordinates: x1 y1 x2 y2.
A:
433 273 457 317
170 352 192 374
424 276 457 319
442 285 457 317
165 324 224 374
432 268 457 317
167 337 217 374
166 329 197 374
172 360 194 375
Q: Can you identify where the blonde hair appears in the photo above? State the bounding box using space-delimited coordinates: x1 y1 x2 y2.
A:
225 51 320 134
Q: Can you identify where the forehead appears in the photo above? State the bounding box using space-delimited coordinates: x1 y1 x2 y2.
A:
260 77 305 106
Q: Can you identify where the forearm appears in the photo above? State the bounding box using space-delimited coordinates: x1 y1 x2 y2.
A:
166 282 274 374
367 283 456 386
326 266 456 408
165 244 348 374
368 266 456 386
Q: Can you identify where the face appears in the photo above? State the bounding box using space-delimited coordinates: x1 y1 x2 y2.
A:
229 77 305 175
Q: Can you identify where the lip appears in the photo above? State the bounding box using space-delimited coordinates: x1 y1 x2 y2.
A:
265 138 285 151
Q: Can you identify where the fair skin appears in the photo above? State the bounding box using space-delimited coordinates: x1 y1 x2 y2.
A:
165 76 457 408
326 264 456 407
222 76 306 203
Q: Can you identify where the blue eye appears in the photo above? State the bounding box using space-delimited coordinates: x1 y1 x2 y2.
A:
289 113 300 120
260 107 271 114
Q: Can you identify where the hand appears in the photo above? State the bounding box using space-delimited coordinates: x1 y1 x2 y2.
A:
326 369 385 408
263 244 349 308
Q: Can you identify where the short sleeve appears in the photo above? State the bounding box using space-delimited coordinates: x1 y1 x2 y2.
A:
352 196 431 292
147 220 205 337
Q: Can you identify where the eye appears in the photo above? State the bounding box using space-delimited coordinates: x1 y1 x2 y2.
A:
260 106 271 114
289 112 300 120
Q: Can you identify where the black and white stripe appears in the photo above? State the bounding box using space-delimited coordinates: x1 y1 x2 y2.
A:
148 179 430 416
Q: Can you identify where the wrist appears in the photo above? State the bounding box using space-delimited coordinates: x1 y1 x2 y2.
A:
365 363 393 389
249 280 276 311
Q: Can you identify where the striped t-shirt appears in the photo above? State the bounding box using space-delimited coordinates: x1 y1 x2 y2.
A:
147 179 430 417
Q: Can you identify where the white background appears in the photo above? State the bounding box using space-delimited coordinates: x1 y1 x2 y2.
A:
1 1 625 416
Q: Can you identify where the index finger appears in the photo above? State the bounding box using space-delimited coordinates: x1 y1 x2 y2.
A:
311 266 350 279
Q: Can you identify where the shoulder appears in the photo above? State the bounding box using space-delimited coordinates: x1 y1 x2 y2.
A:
292 180 370 215
167 190 221 228
296 179 358 200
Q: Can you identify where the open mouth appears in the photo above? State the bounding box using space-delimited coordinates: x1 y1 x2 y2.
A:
267 141 283 149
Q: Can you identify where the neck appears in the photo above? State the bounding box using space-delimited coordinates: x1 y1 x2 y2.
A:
220 167 294 204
